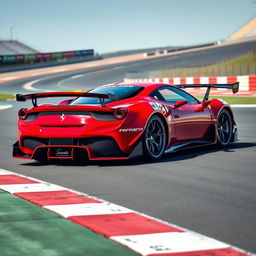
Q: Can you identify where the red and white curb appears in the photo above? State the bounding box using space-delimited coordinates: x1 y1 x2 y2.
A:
124 75 256 95
0 168 253 256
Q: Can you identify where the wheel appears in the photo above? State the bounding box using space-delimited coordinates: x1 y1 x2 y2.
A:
217 109 232 146
142 115 167 160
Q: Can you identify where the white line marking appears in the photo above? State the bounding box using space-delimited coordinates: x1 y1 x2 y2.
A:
0 183 65 194
0 104 12 110
23 79 41 91
0 169 14 175
112 66 125 69
45 202 132 218
112 232 228 256
1 76 18 81
57 73 88 89
231 104 256 108
71 74 84 79
51 69 67 73
23 74 65 91
57 78 70 89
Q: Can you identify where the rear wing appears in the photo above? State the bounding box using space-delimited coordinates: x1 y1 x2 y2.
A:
16 91 118 107
177 82 239 101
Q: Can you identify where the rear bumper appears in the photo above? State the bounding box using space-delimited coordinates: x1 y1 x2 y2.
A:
13 141 130 161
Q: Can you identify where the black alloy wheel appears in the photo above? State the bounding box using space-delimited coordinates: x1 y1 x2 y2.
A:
142 115 167 160
217 109 232 146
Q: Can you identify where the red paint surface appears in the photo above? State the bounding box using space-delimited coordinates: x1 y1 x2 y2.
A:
14 190 102 206
180 78 186 84
249 76 256 90
193 77 200 84
168 78 174 85
68 212 183 237
227 76 237 84
0 175 39 185
209 77 217 84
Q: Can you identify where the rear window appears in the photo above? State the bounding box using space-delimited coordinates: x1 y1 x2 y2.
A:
71 85 143 105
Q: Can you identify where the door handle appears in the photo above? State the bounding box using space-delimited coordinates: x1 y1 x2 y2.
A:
174 114 180 118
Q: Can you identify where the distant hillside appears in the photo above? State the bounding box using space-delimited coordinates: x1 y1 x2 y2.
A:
228 17 256 41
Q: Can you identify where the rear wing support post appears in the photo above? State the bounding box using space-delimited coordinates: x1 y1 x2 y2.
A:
203 86 211 102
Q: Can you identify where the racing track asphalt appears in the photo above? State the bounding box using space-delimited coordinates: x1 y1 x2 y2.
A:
0 41 256 253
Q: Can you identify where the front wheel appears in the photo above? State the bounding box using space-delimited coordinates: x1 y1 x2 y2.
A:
142 115 167 160
217 109 232 146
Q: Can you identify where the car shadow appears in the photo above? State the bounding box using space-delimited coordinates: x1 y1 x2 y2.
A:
98 142 256 166
20 142 256 167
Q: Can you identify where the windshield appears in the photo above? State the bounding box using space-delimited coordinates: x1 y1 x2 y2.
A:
71 85 143 105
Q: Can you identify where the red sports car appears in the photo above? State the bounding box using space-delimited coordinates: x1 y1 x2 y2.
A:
13 82 239 162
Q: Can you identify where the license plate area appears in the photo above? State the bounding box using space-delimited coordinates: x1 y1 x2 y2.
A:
49 147 72 158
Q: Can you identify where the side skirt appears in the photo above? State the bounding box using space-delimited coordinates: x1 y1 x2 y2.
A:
164 140 214 154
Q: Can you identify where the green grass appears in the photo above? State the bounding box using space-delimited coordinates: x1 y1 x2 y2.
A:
153 52 256 77
221 53 256 65
196 95 256 104
0 93 15 100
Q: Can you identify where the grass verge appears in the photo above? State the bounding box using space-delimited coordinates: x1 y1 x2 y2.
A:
196 95 256 104
0 93 15 100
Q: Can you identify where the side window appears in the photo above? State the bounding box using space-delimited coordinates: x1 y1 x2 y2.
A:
151 86 198 104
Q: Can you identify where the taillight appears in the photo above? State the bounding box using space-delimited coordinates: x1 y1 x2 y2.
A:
113 107 128 120
18 108 28 120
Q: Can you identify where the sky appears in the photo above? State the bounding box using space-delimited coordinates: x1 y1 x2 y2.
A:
0 0 255 53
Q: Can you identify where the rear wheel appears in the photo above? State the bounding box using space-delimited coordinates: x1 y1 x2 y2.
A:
142 115 167 160
217 109 232 146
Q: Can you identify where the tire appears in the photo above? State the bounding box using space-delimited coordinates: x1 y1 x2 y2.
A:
217 109 232 147
142 115 167 160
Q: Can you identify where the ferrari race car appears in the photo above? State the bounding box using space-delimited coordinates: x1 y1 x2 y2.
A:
13 82 239 162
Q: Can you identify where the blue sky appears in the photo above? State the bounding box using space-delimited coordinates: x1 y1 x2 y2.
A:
0 0 255 53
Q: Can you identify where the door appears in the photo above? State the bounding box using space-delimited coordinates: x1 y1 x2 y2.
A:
150 86 212 142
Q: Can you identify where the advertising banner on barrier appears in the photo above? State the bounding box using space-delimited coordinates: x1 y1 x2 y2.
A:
82 49 94 56
63 51 75 57
43 53 52 60
0 49 95 65
25 54 36 62
36 53 44 61
17 55 25 62
3 55 16 63
52 52 63 59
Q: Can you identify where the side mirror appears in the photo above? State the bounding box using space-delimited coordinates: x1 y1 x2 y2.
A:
195 100 211 112
174 100 188 109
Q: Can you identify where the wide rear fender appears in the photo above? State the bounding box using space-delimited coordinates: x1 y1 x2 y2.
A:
209 98 235 124
118 101 170 147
